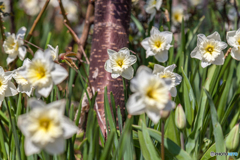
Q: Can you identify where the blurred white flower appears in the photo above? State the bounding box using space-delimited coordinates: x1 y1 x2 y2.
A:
141 27 173 62
226 29 240 60
19 0 45 16
18 49 68 98
171 5 185 26
17 99 78 155
153 64 182 97
49 0 59 7
13 59 33 97
47 45 59 61
189 0 202 6
145 0 162 21
63 1 78 22
104 47 137 80
191 32 228 68
3 27 27 65
127 66 175 124
0 67 18 106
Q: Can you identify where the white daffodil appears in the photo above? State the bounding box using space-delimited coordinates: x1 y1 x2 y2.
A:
19 0 45 16
18 49 68 98
153 64 182 97
13 59 33 97
127 66 175 124
64 1 78 22
172 5 185 26
17 99 78 155
145 0 162 21
0 67 18 106
141 27 173 62
104 47 137 80
47 45 59 61
3 27 27 65
189 0 202 6
226 29 240 60
190 32 228 68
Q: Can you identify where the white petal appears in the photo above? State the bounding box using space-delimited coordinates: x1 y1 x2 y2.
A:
119 47 130 56
28 98 45 109
197 34 207 46
18 46 27 60
153 64 165 74
62 117 78 138
107 49 117 57
104 59 112 73
226 30 236 46
0 95 4 106
24 139 41 156
124 55 137 66
231 47 240 60
7 54 17 65
146 6 155 14
127 93 146 115
218 42 228 50
154 50 168 62
174 73 182 85
163 101 176 111
141 38 150 50
146 108 161 124
149 11 156 22
159 31 173 44
0 67 4 75
165 64 176 72
51 64 68 85
46 99 66 115
146 49 156 57
23 58 31 66
18 84 32 97
44 137 65 155
4 71 14 80
156 0 162 10
5 81 18 97
37 81 53 98
150 26 160 35
207 31 221 41
121 66 134 80
111 73 120 79
34 50 45 60
17 114 30 136
16 27 27 39
170 87 177 97
201 60 211 68
190 47 202 60
212 52 225 65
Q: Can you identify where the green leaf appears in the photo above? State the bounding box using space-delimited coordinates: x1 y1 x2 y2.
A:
204 89 226 160
100 131 115 160
133 124 192 160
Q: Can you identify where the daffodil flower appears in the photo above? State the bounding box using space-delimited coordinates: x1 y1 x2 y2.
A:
171 5 185 26
153 64 182 97
226 29 240 60
17 99 78 155
145 0 162 21
18 49 68 98
0 67 18 106
13 59 33 97
141 27 173 62
3 27 27 65
104 47 137 80
19 0 45 16
191 32 228 68
47 44 59 61
127 66 175 124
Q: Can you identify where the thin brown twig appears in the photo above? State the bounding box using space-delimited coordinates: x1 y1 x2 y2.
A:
9 0 15 33
26 0 50 41
224 48 231 59
63 20 79 43
24 39 44 50
130 50 137 55
80 45 90 64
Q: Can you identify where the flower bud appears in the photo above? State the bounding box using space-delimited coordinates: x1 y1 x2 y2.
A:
148 62 156 69
226 124 239 151
160 110 170 120
175 104 186 130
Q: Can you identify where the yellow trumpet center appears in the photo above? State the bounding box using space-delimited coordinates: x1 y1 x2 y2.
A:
117 60 123 67
155 41 161 48
39 118 51 131
206 46 214 54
